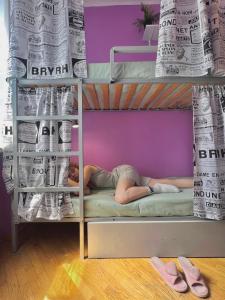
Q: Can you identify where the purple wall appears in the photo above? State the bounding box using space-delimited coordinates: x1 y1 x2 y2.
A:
83 5 193 177
73 111 193 178
84 5 159 62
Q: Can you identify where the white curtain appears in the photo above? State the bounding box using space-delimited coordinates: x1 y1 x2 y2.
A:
2 0 86 220
193 85 225 220
3 86 77 220
156 0 225 77
8 0 87 79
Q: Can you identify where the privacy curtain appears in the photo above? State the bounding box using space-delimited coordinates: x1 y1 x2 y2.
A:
156 0 225 77
8 0 87 79
193 85 225 220
4 87 77 220
3 0 86 220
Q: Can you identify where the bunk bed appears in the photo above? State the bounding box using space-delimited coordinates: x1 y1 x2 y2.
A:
5 0 225 260
11 50 225 259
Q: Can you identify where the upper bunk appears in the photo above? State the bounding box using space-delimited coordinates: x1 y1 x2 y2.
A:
17 44 225 111
18 59 225 111
83 60 193 110
81 59 224 110
16 1 225 111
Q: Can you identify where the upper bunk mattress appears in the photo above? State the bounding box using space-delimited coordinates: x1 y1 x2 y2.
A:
69 188 193 218
88 61 156 80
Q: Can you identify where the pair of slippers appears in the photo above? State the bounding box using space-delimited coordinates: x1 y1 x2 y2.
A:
151 257 209 298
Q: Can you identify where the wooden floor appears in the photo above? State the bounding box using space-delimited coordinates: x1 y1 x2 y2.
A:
0 224 225 300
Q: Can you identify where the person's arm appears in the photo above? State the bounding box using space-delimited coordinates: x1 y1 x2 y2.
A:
68 177 79 187
83 165 97 188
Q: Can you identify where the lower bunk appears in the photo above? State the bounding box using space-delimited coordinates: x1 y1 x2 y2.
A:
69 188 225 258
14 188 225 258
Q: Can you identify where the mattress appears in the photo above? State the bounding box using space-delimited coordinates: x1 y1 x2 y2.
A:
87 61 156 80
69 188 193 218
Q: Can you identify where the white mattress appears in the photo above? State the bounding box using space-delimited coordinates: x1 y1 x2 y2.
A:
87 61 156 80
69 188 193 218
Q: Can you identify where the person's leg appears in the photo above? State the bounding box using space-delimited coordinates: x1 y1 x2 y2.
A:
149 177 194 189
114 178 150 204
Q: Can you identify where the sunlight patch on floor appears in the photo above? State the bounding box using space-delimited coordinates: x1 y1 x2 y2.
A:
44 260 86 300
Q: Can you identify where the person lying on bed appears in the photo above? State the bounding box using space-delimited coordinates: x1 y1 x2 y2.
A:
68 163 193 204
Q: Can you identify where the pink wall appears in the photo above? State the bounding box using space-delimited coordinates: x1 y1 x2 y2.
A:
73 111 193 178
84 5 159 62
82 5 193 177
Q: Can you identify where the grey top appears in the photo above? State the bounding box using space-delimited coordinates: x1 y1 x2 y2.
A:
90 167 116 188
89 165 150 189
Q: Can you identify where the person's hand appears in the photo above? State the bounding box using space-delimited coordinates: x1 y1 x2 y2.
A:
68 178 79 187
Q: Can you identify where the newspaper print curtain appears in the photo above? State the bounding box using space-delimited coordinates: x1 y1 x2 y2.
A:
193 85 225 220
156 0 225 77
4 87 76 220
2 0 86 220
8 0 87 79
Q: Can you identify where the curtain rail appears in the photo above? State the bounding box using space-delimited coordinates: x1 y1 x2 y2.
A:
13 78 82 87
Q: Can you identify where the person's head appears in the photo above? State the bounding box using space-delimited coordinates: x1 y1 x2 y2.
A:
69 162 79 181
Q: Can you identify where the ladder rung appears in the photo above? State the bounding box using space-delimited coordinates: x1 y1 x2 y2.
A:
17 187 80 193
17 151 79 157
16 115 79 121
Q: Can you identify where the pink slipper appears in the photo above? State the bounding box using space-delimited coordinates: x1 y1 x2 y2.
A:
150 257 188 293
178 257 209 298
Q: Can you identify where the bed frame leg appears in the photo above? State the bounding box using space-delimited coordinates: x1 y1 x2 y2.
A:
11 222 19 253
79 221 85 259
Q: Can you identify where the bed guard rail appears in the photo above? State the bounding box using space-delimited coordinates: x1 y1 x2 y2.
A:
110 46 157 82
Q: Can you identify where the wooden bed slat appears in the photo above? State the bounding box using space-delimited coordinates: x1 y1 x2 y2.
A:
139 84 158 109
169 88 192 109
164 84 192 109
123 84 138 110
157 84 184 109
114 84 123 110
143 83 167 110
82 82 193 111
151 83 180 109
85 84 100 110
109 84 115 110
95 84 105 110
83 84 95 110
132 83 152 109
72 85 89 110
119 84 130 110
178 90 192 108
102 84 110 110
